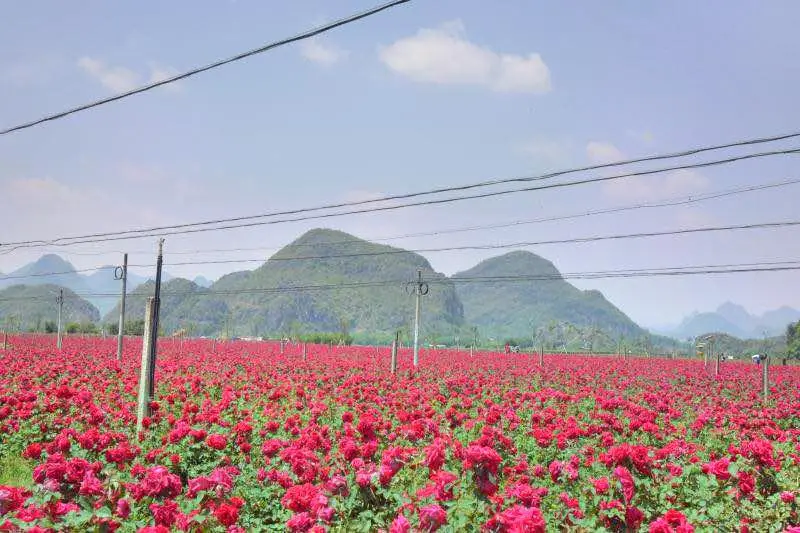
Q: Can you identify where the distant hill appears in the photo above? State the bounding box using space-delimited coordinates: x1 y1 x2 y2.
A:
671 302 799 340
104 230 464 341
208 229 464 341
0 255 89 294
693 332 787 359
193 276 214 288
0 255 174 317
0 284 100 330
103 278 227 337
452 251 647 342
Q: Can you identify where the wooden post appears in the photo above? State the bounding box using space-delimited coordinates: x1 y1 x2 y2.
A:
715 351 720 377
2 330 6 350
136 298 155 434
762 355 769 401
302 343 307 362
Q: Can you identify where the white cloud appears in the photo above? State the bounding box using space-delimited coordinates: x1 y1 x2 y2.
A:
379 20 551 94
586 141 625 164
300 38 348 66
78 57 183 94
587 141 710 201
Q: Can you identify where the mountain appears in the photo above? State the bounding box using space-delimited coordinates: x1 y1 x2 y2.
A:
193 276 213 288
83 266 150 316
106 229 464 340
671 302 800 340
0 284 100 330
103 278 227 337
0 255 89 294
208 229 464 340
452 251 646 341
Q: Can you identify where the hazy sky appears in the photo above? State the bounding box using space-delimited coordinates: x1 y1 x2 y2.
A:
1 1 799 328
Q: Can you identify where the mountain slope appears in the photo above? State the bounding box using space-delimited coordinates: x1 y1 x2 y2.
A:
0 284 99 330
0 255 89 294
103 278 228 337
453 251 646 340
209 229 464 340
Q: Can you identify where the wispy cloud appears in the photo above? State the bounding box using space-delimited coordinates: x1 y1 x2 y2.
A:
300 38 348 67
78 57 183 94
586 141 709 201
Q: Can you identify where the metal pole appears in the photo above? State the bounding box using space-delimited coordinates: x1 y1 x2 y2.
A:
146 239 164 402
137 297 155 433
413 272 421 367
56 289 64 349
116 253 128 361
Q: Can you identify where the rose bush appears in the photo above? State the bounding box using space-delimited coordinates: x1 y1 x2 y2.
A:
0 335 798 531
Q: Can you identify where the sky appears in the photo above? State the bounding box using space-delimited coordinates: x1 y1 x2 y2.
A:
1 0 799 329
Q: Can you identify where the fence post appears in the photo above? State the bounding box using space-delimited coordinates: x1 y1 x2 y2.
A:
136 298 155 434
391 334 398 374
302 343 307 362
762 355 769 401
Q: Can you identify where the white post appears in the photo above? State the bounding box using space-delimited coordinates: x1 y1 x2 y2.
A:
762 355 769 401
391 335 398 374
56 289 64 350
136 298 155 433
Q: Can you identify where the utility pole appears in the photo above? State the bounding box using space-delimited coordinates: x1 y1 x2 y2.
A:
146 239 165 403
56 289 64 350
115 253 128 361
406 269 429 367
761 331 770 401
136 297 155 433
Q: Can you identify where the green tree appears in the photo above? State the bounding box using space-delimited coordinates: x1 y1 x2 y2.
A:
65 323 80 334
787 321 800 360
44 321 57 334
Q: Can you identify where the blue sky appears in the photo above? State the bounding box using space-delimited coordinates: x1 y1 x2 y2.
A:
1 0 799 329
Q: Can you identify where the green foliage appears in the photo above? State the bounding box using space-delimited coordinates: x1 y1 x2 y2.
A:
787 320 800 359
0 454 32 487
297 332 353 345
44 320 56 334
65 322 80 334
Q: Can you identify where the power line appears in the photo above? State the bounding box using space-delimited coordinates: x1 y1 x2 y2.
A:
46 177 796 257
0 0 411 137
4 147 800 250
2 260 798 304
3 218 800 284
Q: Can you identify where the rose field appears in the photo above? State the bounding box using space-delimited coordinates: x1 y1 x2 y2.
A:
0 336 799 532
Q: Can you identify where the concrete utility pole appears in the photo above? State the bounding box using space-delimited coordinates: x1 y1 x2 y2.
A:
115 253 128 361
391 331 398 374
136 297 155 432
406 269 429 367
56 289 64 350
146 239 165 403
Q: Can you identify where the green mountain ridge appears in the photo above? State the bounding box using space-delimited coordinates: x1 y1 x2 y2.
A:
453 250 647 341
0 284 100 330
